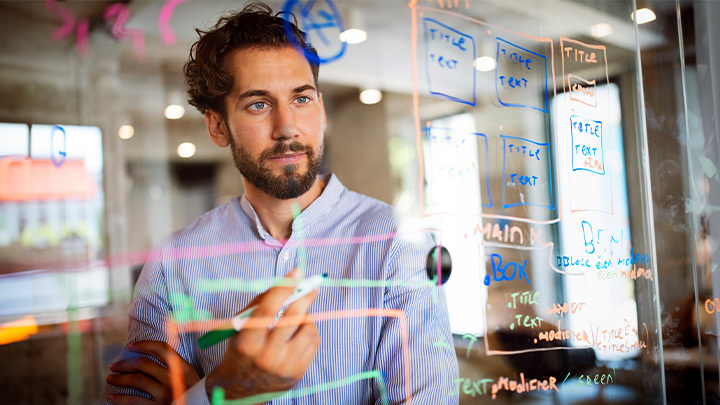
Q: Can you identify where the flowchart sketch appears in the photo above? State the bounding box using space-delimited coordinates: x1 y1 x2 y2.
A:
423 18 476 106
495 37 549 113
424 126 492 213
502 135 554 210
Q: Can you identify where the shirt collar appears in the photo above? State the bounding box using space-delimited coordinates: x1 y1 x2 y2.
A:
238 173 346 242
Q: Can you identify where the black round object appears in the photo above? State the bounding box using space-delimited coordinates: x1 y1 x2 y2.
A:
426 246 452 285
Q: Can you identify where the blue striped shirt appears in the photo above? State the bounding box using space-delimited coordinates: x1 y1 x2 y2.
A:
105 173 459 404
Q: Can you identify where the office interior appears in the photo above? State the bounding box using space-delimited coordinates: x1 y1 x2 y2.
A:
1 0 720 403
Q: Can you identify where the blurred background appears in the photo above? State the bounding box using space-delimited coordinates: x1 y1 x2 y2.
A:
1 0 720 403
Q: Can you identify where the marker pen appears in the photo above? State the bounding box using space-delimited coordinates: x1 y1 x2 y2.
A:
198 273 326 349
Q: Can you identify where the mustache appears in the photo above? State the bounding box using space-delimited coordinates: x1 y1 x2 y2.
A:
259 141 313 162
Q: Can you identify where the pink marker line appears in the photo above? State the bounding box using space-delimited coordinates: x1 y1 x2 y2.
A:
158 0 188 45
44 0 75 40
104 3 146 60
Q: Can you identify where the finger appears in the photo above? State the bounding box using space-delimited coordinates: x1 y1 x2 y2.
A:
128 341 186 367
107 394 156 405
106 373 165 400
110 357 168 384
242 268 303 336
267 290 318 346
282 320 321 379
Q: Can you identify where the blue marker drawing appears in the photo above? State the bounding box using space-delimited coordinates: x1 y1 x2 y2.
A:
570 115 604 175
423 18 476 106
50 125 67 167
501 135 554 210
424 126 492 208
282 0 346 64
495 37 548 114
483 253 531 286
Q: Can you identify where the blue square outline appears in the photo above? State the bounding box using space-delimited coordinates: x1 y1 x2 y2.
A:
423 126 493 208
501 134 554 210
569 115 605 175
495 37 549 114
422 18 477 107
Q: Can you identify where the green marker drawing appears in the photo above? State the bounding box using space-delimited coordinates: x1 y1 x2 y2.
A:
212 386 225 405
292 201 306 272
225 370 388 405
198 276 436 293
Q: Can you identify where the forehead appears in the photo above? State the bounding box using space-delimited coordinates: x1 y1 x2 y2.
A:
225 46 315 90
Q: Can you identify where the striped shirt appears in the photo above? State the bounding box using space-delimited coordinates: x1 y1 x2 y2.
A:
105 173 459 404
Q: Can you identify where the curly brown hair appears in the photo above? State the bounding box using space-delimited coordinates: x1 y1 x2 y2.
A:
183 2 319 117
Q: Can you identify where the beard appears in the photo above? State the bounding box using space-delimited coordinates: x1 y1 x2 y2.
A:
228 135 324 200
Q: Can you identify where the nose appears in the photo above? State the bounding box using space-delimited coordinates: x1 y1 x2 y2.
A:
272 103 300 141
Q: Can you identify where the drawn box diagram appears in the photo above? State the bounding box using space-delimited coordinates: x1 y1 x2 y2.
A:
502 135 554 210
570 115 604 175
561 37 608 109
424 126 492 212
423 18 476 106
481 244 592 355
495 37 548 113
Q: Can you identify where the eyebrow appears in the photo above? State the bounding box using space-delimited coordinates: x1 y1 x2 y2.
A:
237 84 317 102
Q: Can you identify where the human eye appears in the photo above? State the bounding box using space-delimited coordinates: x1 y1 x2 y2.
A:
247 101 267 111
295 95 311 104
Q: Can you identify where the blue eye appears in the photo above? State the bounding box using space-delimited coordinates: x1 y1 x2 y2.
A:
296 96 310 104
249 101 266 110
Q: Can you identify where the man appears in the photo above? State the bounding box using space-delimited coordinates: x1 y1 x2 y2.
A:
105 3 458 404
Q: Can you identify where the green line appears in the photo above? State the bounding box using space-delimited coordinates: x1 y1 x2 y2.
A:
197 276 438 293
224 370 388 405
292 202 306 272
211 386 225 405
67 273 82 404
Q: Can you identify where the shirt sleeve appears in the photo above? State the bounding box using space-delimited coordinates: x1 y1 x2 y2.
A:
103 252 205 403
372 232 460 405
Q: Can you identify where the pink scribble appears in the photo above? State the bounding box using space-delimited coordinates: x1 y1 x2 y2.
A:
158 0 188 46
44 0 75 40
104 3 147 60
76 20 89 56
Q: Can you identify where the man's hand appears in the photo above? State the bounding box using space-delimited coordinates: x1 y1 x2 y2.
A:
106 340 200 404
205 268 321 400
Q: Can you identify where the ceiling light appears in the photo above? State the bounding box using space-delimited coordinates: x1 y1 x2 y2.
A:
339 28 367 44
164 104 185 120
177 142 196 158
591 23 613 38
118 125 134 140
632 8 656 24
474 56 496 72
359 89 382 105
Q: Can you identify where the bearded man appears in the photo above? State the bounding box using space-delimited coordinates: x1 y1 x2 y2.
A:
104 3 458 404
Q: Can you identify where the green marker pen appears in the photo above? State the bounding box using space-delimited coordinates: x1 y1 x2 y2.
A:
198 273 327 349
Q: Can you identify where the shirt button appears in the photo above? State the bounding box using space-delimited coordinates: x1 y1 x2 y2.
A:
281 252 290 261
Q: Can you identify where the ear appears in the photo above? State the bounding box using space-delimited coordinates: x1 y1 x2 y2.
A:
205 109 230 147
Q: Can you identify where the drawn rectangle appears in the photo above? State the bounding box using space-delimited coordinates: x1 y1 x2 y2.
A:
423 18 476 106
501 135 553 210
570 115 604 175
424 126 492 211
495 37 548 113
